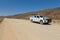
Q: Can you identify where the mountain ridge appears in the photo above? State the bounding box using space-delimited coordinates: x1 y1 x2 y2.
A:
0 7 60 20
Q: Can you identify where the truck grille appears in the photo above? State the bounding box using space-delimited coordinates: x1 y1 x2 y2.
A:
46 19 52 23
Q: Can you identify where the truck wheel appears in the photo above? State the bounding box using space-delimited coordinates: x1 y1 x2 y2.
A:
40 20 43 24
31 19 33 22
45 23 49 24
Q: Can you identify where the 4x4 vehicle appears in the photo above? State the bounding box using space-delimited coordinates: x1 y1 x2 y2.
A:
30 15 52 24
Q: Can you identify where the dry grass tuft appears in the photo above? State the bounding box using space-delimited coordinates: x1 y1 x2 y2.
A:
53 20 60 24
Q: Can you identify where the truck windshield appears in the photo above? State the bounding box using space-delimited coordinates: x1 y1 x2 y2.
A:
40 16 44 18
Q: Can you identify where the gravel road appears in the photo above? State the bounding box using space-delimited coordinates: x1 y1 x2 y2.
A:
0 18 60 40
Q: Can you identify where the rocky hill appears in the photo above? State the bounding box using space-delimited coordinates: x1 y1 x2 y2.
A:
0 7 60 20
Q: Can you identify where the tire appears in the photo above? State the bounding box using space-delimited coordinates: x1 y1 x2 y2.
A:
40 20 43 24
31 19 33 22
45 23 49 24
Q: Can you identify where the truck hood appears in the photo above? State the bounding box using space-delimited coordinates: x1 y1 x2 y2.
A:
44 17 50 19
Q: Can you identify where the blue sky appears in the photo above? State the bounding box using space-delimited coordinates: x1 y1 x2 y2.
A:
0 0 60 16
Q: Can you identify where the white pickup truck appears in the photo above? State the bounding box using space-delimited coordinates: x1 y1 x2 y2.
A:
30 15 52 24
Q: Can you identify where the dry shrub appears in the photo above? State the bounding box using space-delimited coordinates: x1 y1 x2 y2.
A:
0 18 4 23
53 20 60 23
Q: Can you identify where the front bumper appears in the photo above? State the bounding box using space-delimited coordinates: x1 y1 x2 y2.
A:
43 19 52 23
46 19 52 23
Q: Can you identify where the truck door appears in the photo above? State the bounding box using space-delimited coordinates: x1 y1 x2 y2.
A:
36 16 40 22
33 16 37 21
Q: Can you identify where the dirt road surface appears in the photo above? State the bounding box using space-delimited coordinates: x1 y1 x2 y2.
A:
0 18 60 40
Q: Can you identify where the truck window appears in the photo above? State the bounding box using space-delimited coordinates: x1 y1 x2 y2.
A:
37 16 39 18
40 16 43 18
34 16 36 18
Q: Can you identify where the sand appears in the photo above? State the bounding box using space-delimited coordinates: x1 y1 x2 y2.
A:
0 18 60 40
